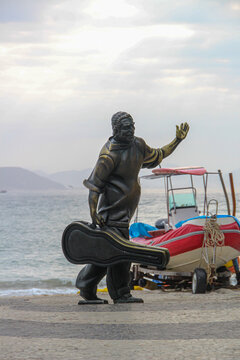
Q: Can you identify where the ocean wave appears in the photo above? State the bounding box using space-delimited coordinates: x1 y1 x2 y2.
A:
0 287 78 297
0 277 107 297
0 278 75 290
0 278 77 297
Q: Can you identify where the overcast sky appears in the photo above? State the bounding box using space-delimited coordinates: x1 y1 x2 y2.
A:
1 0 240 174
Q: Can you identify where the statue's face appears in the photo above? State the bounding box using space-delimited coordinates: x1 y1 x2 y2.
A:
115 118 135 143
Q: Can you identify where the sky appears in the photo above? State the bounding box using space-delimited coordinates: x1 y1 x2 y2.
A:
1 0 240 174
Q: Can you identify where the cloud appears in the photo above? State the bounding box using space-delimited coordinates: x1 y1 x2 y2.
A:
128 0 240 25
0 0 239 172
0 0 57 22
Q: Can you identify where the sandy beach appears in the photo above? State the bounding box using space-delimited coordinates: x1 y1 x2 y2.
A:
1 288 240 360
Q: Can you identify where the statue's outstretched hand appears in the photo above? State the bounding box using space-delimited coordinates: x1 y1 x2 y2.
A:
176 122 189 140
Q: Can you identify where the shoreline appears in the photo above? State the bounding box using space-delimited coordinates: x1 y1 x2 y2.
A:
0 287 78 298
1 289 240 359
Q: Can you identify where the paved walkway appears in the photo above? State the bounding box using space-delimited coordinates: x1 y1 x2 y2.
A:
1 289 240 359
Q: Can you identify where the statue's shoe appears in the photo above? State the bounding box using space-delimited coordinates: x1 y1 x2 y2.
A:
113 293 144 304
78 299 108 305
78 290 108 305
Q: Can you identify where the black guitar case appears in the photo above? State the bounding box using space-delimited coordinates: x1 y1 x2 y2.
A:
62 221 170 269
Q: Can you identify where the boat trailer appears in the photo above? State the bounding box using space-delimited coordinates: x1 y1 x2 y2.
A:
131 263 239 293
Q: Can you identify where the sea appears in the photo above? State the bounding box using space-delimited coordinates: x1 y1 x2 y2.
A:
1 187 239 297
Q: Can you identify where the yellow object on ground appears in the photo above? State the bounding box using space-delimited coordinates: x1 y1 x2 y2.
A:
133 286 143 291
97 287 108 292
225 260 233 268
97 286 143 293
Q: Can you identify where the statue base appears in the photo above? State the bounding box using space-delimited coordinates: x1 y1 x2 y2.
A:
78 299 108 305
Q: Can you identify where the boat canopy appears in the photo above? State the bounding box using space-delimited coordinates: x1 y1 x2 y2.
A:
153 167 206 176
142 166 207 179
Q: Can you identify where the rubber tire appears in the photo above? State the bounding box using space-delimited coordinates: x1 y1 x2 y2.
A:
138 278 147 287
192 268 207 294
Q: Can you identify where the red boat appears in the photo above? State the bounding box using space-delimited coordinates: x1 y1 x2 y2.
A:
130 167 240 293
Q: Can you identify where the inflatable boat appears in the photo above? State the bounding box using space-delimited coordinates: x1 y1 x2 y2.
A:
130 167 240 293
130 215 240 272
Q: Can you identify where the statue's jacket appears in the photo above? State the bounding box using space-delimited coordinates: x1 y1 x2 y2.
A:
84 136 163 227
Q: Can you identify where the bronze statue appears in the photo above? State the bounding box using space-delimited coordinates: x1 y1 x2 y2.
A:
76 111 189 304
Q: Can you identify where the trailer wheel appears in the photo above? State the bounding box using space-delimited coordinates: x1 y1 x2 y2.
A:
192 268 207 294
138 278 147 287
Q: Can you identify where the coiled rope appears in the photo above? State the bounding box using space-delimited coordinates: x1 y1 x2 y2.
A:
203 216 225 247
200 215 225 274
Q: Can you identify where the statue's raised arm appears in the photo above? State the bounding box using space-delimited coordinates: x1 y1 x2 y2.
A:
161 122 189 159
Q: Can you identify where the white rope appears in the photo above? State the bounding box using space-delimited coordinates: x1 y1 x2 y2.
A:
203 216 225 248
200 216 225 277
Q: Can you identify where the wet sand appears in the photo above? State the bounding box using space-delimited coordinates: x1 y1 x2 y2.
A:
1 289 240 360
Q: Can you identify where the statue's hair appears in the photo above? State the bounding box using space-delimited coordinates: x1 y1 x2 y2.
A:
111 112 133 133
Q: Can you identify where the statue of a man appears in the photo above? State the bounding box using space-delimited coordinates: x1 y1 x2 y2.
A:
76 111 189 304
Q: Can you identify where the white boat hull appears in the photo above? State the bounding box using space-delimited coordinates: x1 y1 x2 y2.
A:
167 246 240 272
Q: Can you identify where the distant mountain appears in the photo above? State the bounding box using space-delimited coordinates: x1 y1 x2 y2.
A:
47 167 240 191
0 167 65 191
48 169 92 188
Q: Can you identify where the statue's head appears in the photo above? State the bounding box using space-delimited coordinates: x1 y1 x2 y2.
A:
111 111 135 144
